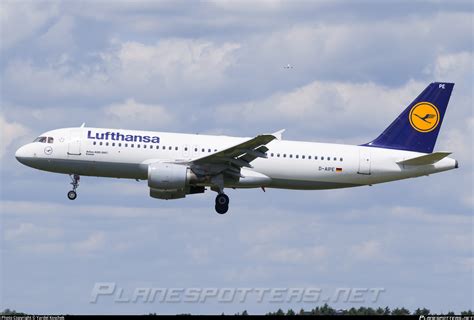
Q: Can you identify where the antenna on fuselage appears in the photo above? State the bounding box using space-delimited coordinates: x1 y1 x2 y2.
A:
80 123 86 128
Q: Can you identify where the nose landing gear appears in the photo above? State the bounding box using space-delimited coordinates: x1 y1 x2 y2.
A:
67 174 80 200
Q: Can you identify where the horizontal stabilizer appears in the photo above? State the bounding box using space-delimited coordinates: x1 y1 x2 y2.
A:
397 152 451 166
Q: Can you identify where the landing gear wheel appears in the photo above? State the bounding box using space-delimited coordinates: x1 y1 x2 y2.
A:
215 194 229 214
67 174 80 200
67 190 77 200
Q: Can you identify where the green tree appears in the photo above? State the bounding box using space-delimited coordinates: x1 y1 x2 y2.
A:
414 308 430 315
392 307 410 315
286 309 295 315
319 304 336 315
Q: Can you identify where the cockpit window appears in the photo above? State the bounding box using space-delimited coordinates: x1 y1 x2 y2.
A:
34 136 47 143
48 137 54 143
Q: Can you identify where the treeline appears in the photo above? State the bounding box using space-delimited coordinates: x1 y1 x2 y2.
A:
261 304 473 316
1 309 27 315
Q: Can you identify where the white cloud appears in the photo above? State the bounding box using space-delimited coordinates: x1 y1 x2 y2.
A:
269 245 327 263
103 98 174 128
5 223 63 241
111 40 240 86
389 206 471 225
215 80 424 136
433 51 474 82
0 0 59 50
4 39 240 103
351 240 383 260
36 15 76 51
18 242 65 255
0 114 29 158
71 231 105 254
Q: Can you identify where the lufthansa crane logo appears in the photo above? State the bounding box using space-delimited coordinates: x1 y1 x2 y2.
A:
44 146 53 155
409 102 440 133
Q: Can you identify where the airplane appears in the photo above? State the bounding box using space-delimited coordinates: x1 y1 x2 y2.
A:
15 82 458 214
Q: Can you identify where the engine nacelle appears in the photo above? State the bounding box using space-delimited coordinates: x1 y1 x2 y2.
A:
148 162 190 199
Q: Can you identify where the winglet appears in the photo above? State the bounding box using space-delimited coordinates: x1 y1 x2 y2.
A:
272 129 285 141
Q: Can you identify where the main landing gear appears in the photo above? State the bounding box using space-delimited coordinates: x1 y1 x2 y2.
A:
211 174 229 214
67 174 80 200
215 193 229 214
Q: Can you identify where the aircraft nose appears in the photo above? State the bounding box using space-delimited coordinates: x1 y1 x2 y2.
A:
15 145 29 163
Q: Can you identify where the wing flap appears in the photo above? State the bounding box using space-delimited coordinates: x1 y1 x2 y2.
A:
397 152 452 166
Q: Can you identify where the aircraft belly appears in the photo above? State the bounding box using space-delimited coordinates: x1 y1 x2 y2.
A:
25 158 146 179
268 178 359 190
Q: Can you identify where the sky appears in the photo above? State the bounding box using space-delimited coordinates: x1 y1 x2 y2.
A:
1 0 473 315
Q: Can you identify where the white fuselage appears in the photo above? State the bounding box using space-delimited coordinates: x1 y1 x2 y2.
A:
15 127 457 190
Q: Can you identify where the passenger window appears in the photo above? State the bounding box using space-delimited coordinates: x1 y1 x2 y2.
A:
48 137 54 143
194 148 198 152
289 154 292 158
99 142 103 146
144 145 147 149
125 143 128 147
214 149 217 152
308 156 311 159
283 154 286 158
137 144 141 148
105 142 109 146
334 157 337 161
93 141 97 145
169 146 172 150
156 145 159 149
340 158 343 161
271 153 274 157
277 154 280 157
118 143 122 147
163 146 166 150
112 142 115 147
315 156 318 160
131 144 134 148
185 147 188 151
208 149 211 152
202 148 205 152
296 155 299 159
321 156 324 160
302 155 305 159
176 147 178 151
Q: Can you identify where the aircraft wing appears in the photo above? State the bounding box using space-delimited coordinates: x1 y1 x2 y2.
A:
186 130 284 177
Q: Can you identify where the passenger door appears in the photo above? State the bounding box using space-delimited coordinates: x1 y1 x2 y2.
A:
358 149 371 175
68 129 82 156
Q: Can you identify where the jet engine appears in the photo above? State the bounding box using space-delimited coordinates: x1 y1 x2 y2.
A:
148 162 204 199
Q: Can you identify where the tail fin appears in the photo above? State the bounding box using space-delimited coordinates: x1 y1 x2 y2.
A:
364 82 454 153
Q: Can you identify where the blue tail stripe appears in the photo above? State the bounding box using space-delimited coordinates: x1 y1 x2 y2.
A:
363 82 454 153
